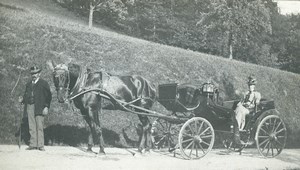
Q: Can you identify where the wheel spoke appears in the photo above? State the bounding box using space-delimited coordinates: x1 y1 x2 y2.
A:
268 118 272 131
201 134 213 139
259 138 269 147
260 128 269 135
183 140 194 151
195 142 199 157
189 142 195 157
266 141 271 156
182 132 193 138
275 128 285 135
188 124 195 135
274 121 282 132
272 119 277 132
271 142 274 157
199 127 211 136
274 141 281 153
182 138 193 144
194 121 198 134
258 135 269 139
275 139 283 147
277 136 285 139
197 122 204 134
155 135 166 145
201 140 210 146
198 142 205 154
157 121 166 130
261 140 270 152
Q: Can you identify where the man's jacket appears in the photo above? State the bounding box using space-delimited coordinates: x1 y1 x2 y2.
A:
23 78 52 116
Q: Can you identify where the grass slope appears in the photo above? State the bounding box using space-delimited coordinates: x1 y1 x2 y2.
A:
0 0 300 148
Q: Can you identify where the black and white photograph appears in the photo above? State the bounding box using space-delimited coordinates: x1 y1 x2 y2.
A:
0 0 300 169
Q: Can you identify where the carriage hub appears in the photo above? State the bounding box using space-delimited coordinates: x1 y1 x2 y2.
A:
269 133 277 141
193 135 202 143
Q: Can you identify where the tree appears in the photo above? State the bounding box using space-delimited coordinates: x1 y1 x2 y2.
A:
88 0 107 28
196 0 272 63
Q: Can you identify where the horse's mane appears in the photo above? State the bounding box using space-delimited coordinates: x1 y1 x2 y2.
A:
67 63 90 96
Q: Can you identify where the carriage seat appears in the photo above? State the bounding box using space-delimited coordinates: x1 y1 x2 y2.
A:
222 100 240 110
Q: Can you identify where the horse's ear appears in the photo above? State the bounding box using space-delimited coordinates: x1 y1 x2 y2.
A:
46 60 56 71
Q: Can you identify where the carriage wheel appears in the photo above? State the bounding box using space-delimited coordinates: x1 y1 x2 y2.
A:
151 118 182 152
255 115 287 158
178 117 215 159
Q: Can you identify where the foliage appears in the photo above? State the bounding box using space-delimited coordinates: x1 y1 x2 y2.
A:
52 0 300 74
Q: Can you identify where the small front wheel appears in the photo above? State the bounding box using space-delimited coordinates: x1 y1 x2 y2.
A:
255 115 287 158
151 118 182 151
178 117 215 159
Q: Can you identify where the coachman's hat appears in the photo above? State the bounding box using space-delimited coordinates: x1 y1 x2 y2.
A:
30 66 41 74
247 75 257 85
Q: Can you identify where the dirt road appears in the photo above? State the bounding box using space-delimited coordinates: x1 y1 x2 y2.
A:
0 145 299 170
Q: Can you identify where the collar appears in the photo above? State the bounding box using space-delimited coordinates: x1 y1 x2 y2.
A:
32 78 40 84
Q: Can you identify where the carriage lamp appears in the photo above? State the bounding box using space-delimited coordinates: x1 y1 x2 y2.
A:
202 83 215 93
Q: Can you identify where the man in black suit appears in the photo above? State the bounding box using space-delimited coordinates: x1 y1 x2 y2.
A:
19 66 52 151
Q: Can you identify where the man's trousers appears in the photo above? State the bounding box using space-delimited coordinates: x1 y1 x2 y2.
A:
26 104 44 148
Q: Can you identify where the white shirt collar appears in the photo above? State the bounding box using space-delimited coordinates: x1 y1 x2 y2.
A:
32 78 40 84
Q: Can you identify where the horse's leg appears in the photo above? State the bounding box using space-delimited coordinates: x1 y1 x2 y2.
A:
82 110 94 152
138 115 151 153
88 105 105 154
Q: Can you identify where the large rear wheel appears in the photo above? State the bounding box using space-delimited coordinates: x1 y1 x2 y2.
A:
178 117 215 159
255 115 287 158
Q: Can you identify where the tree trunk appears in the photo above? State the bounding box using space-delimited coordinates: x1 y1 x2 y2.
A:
89 2 95 28
171 0 175 11
228 26 233 59
229 43 233 60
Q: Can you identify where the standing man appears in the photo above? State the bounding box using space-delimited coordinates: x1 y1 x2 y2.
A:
19 66 52 151
234 75 261 144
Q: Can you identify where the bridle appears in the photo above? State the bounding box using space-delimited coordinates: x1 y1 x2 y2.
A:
53 64 70 102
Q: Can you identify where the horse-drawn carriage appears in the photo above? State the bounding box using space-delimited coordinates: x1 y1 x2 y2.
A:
151 82 287 159
50 62 287 160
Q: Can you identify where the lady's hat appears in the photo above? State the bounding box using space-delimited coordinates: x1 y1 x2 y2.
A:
247 75 257 85
30 66 41 74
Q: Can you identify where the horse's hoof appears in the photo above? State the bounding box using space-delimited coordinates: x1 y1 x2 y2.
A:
138 148 146 154
99 150 106 155
87 148 93 153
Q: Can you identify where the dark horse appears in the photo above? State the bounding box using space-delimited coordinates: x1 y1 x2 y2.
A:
48 61 156 154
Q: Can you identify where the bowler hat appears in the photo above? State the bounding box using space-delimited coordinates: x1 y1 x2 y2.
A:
30 66 41 74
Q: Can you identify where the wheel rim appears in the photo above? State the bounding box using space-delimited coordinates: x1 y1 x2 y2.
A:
255 115 287 158
151 118 181 151
178 117 215 159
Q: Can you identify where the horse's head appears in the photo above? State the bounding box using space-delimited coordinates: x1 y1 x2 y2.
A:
48 61 70 103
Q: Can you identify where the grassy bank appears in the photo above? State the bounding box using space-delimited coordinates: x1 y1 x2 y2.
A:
0 0 300 148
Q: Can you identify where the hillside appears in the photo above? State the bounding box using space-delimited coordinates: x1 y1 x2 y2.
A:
0 0 300 148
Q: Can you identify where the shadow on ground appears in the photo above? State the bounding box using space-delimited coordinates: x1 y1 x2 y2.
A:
15 118 132 148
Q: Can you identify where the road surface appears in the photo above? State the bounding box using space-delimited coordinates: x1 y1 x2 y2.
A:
0 145 299 170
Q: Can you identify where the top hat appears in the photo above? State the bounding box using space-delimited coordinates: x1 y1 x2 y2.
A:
247 75 257 85
30 66 41 74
